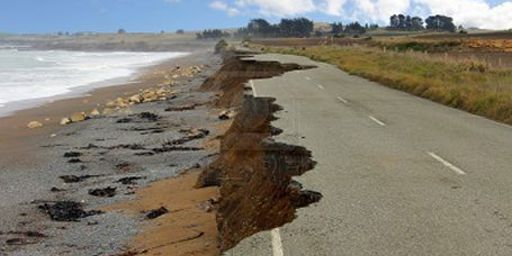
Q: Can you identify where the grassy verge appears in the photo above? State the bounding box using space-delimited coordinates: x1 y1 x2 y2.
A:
256 44 512 125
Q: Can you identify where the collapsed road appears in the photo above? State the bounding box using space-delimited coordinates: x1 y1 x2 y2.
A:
224 53 512 256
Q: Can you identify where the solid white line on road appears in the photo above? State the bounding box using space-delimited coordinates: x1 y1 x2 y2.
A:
337 96 349 104
271 228 284 256
428 152 466 175
305 76 311 81
250 80 258 97
369 116 386 126
316 84 325 90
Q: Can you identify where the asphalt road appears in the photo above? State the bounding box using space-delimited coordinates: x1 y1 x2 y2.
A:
225 54 512 256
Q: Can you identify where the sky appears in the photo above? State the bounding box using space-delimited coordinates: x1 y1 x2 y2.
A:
0 0 511 34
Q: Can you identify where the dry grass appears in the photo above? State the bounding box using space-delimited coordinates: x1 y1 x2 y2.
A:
256 44 512 125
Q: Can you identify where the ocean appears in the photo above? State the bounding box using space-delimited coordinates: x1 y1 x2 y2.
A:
0 48 188 115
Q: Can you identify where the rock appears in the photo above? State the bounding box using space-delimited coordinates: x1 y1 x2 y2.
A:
142 91 158 102
219 110 236 120
102 108 115 115
27 121 43 129
60 117 72 125
128 94 142 104
88 187 117 198
38 201 103 222
145 207 169 219
90 108 100 117
70 112 87 123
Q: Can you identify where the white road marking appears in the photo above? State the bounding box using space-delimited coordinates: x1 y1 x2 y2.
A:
369 116 386 126
305 76 311 81
316 84 325 90
337 96 349 104
428 152 466 175
271 228 284 256
250 80 258 97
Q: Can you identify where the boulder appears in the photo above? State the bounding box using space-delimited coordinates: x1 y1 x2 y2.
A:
70 112 87 123
90 108 100 117
27 121 43 129
128 94 142 104
60 118 72 125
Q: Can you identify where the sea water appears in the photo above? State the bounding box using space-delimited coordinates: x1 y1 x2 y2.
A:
0 48 188 115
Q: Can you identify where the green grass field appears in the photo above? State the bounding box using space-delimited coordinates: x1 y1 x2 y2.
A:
256 44 512 125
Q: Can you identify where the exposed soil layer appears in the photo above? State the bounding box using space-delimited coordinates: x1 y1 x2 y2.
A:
196 55 322 251
201 53 311 108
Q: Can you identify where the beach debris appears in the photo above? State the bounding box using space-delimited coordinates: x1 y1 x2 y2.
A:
116 176 145 185
67 158 83 163
59 175 102 183
115 162 136 172
27 121 43 129
145 207 169 219
70 112 88 122
218 110 236 120
117 117 133 123
165 103 200 112
139 112 160 121
164 128 210 146
60 117 72 125
50 187 66 192
38 201 103 222
88 187 117 198
63 151 82 158
90 108 101 117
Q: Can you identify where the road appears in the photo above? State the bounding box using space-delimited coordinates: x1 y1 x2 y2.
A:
225 54 512 256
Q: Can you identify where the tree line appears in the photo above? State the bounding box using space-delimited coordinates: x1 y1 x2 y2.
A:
195 14 459 40
388 14 457 32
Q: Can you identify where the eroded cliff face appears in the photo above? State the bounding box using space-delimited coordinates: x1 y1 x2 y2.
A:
197 54 322 251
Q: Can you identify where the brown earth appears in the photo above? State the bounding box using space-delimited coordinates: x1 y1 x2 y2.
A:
106 171 221 256
197 55 322 251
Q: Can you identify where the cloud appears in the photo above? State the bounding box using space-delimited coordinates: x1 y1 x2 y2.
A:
235 0 317 16
414 0 512 30
210 1 241 16
208 0 512 29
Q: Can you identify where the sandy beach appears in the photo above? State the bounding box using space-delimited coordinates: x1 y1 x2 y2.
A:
0 47 225 255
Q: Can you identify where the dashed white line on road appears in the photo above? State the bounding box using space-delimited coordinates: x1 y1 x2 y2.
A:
250 80 258 97
271 228 284 256
428 152 466 175
316 84 325 90
369 116 386 126
337 96 349 104
305 76 311 81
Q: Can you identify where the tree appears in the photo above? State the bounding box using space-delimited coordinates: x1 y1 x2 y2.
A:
196 29 230 40
390 15 400 28
176 29 185 34
278 18 314 37
344 22 366 35
411 17 424 30
426 15 456 32
118 28 126 34
331 22 344 35
248 19 274 37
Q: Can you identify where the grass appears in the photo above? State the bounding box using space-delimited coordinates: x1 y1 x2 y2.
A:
255 44 512 125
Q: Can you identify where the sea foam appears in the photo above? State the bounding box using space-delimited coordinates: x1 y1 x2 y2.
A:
0 49 188 111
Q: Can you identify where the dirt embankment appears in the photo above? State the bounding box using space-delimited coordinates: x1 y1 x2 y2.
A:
197 54 322 251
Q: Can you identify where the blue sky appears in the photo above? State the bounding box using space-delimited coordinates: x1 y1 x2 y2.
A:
0 0 511 33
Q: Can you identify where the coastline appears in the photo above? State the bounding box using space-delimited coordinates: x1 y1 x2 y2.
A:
0 51 200 165
0 46 225 255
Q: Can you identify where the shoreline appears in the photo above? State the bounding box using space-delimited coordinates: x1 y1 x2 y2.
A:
0 50 204 165
0 47 224 255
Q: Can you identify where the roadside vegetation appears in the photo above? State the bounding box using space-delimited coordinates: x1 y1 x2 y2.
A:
255 44 512 125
